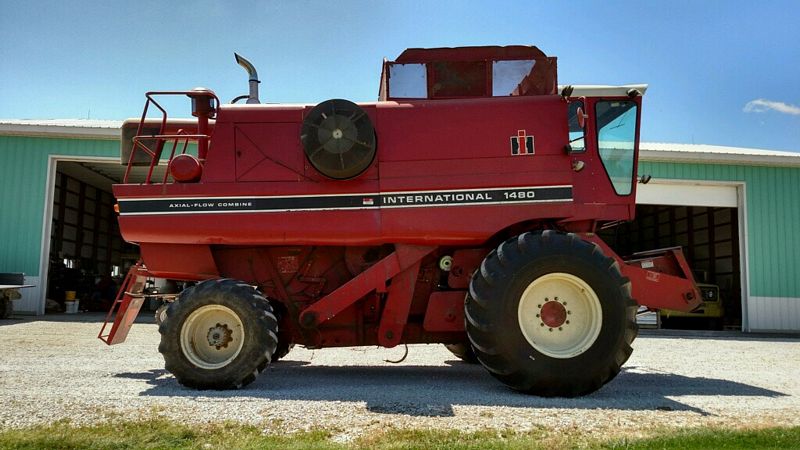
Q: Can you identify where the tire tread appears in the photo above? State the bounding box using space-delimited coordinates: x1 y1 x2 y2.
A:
466 231 639 397
158 279 278 390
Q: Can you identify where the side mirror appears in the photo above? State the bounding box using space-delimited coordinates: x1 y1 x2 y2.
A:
576 106 588 130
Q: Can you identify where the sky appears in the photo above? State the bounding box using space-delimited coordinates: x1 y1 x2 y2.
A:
1 0 798 151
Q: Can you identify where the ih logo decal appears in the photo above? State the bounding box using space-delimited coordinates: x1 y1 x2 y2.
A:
510 130 534 155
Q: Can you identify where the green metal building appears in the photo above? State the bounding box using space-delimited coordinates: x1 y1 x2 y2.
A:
1 119 799 332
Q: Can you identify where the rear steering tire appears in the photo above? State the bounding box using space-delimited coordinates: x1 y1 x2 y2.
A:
444 342 478 363
466 230 638 397
158 279 279 389
154 303 169 326
272 339 295 362
269 302 294 362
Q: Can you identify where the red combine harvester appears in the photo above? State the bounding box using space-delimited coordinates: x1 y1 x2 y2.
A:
100 46 700 396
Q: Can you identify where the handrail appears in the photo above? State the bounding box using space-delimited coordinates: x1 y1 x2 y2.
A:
123 91 219 184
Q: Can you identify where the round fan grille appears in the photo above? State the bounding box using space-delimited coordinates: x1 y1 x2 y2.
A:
301 99 376 180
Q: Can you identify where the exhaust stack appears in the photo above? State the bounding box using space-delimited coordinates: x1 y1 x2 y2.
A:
234 53 260 104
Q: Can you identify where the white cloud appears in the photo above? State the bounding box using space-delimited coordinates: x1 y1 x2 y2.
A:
743 98 800 116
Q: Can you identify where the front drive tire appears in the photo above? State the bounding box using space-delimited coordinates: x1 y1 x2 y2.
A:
158 279 279 389
466 230 638 397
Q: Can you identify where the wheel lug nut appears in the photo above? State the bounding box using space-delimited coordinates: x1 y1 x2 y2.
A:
563 302 567 306
567 311 571 315
566 320 570 324
536 314 540 318
540 323 544 327
537 304 541 308
558 327 563 331
549 328 553 332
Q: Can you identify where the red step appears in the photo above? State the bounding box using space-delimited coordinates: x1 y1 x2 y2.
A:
98 262 150 345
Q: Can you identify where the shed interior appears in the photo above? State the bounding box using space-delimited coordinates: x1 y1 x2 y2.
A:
44 161 159 312
601 204 742 330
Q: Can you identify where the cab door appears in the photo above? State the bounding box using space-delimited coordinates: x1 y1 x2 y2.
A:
567 96 642 220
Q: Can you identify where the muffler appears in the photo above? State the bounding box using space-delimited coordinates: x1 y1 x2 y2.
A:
234 53 260 104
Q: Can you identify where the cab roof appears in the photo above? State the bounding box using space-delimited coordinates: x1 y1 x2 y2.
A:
395 45 550 63
380 45 558 100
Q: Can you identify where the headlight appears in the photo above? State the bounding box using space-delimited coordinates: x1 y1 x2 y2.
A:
701 288 717 300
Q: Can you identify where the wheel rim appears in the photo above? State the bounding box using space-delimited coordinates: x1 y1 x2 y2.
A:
518 272 602 359
180 305 245 369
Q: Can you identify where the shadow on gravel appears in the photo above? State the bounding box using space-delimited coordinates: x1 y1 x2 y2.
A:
122 360 786 417
116 369 170 380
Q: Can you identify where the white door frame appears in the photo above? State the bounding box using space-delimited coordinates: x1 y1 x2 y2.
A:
36 155 119 315
635 179 750 331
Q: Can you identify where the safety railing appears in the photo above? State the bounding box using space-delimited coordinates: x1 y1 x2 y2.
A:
123 90 219 184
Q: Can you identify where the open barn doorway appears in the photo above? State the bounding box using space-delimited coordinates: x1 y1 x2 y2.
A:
40 158 167 314
599 181 747 331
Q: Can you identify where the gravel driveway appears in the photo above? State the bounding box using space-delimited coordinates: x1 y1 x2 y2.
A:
1 314 799 438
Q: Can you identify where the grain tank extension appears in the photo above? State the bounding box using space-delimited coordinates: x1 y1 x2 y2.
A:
100 46 701 396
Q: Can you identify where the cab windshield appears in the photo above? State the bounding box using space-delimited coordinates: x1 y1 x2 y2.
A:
596 100 638 195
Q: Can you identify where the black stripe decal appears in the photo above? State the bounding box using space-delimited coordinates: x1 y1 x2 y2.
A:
118 186 573 215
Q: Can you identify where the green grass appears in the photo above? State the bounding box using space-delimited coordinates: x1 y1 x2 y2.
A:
0 420 798 450
602 426 800 450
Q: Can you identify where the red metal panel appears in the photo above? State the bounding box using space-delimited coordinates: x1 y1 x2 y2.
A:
117 204 574 247
202 123 235 182
423 291 467 332
217 104 306 123
119 211 383 246
113 178 381 198
379 157 568 183
378 204 575 244
448 249 486 289
377 260 421 347
139 243 219 279
624 268 701 311
375 96 566 162
298 245 434 327
234 123 306 182
581 235 702 312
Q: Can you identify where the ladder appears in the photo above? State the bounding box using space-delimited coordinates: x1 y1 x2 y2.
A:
98 261 150 345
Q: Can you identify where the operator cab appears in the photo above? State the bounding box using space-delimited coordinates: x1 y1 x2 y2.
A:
378 46 646 199
563 85 647 197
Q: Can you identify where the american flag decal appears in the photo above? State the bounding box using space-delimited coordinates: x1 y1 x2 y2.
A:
510 130 534 155
362 197 375 206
